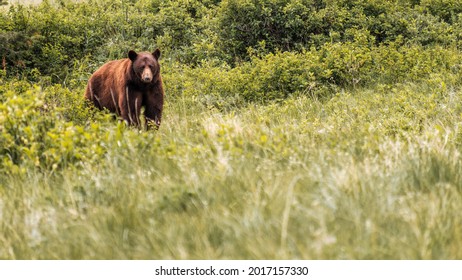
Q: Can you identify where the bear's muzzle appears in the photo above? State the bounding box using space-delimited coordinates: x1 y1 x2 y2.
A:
141 68 153 83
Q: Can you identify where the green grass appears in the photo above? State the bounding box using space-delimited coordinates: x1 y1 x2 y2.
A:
2 82 462 259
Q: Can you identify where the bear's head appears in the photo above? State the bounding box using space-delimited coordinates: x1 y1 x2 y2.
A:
128 49 161 84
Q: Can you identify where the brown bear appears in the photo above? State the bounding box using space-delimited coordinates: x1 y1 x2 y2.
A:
85 49 164 129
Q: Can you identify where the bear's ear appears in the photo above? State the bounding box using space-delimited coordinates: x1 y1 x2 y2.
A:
128 50 138 62
153 49 161 60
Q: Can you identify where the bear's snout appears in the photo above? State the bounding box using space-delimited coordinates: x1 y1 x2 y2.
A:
141 68 153 83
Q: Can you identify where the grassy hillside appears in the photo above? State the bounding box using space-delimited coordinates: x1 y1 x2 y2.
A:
1 0 462 259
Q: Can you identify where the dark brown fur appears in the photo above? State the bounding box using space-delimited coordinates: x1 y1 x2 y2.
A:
85 49 164 129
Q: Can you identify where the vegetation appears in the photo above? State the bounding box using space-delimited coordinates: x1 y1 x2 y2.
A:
1 0 462 259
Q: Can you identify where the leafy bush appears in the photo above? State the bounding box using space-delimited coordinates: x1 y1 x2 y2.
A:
217 0 460 61
164 38 462 108
217 0 316 60
3 0 462 79
0 79 112 174
420 0 462 24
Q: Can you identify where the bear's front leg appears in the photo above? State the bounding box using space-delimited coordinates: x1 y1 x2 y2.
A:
119 87 143 127
144 91 163 130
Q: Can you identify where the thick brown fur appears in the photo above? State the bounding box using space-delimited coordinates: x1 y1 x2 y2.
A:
85 49 164 129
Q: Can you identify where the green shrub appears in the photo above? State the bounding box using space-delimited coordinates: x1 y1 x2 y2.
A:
2 0 462 76
217 0 319 61
419 0 462 24
165 38 462 108
0 79 112 174
216 0 460 61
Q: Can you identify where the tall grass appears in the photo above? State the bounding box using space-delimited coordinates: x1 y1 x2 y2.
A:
1 82 462 259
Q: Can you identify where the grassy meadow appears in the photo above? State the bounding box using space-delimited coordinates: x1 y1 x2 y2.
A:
2 0 462 259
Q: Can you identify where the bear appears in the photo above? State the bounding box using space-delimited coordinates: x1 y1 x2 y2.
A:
85 49 164 129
